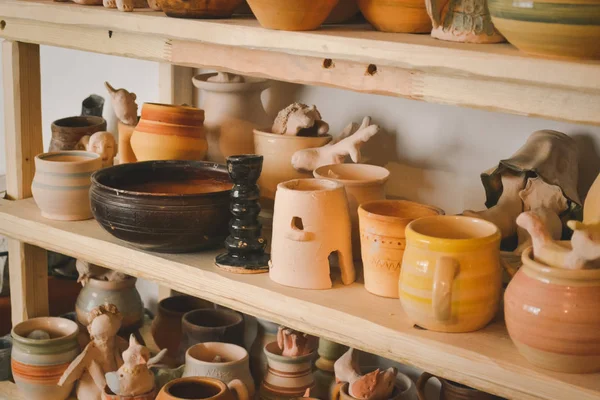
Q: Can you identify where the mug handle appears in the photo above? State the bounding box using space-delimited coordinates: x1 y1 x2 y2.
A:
331 382 343 400
432 257 459 321
416 372 434 400
228 379 250 400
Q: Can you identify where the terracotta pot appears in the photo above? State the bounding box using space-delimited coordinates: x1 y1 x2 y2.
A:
417 372 502 400
358 200 443 298
270 179 356 289
488 0 600 59
247 0 340 31
333 377 415 400
325 0 360 23
158 0 244 18
152 295 213 359
314 164 390 260
102 386 158 400
505 247 600 373
254 129 332 207
32 151 102 221
117 120 138 164
249 319 277 386
399 216 502 333
260 341 315 400
180 309 245 358
50 116 107 151
11 317 80 400
183 342 255 396
75 277 144 334
193 73 272 164
131 103 207 162
357 0 432 33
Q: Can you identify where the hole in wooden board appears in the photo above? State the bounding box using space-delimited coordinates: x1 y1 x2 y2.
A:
366 64 378 76
413 324 426 330
323 58 334 69
291 216 304 230
0 21 6 30
108 30 113 38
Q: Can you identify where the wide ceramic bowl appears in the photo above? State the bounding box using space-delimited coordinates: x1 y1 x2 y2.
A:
158 0 244 18
357 0 432 33
90 160 232 253
247 0 340 31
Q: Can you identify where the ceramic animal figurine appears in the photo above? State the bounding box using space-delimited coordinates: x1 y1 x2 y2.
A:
105 82 139 126
76 131 117 168
276 327 318 357
272 103 329 137
425 0 504 43
334 349 397 400
76 260 128 286
59 304 129 400
292 117 380 172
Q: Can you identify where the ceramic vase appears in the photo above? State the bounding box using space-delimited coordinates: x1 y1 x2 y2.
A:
131 103 207 162
249 319 278 387
247 0 340 31
183 342 255 396
313 339 348 400
102 387 158 400
152 295 213 360
358 200 443 298
253 129 332 208
11 317 80 400
192 73 272 164
75 277 144 335
314 164 390 260
399 216 502 333
117 120 138 164
260 341 315 399
32 151 102 221
180 309 245 358
358 0 432 33
270 179 356 290
505 247 600 373
325 0 360 23
0 337 12 381
50 116 107 151
417 373 502 400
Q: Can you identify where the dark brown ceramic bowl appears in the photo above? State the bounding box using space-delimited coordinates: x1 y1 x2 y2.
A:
90 161 233 253
158 0 244 18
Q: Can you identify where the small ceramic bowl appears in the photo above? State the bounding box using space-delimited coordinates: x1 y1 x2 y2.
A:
357 0 432 33
158 0 244 18
247 0 340 31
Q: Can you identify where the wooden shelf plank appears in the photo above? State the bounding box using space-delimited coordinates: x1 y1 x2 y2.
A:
0 199 599 400
1 0 600 125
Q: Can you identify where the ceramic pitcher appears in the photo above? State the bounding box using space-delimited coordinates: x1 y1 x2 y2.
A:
417 373 502 400
157 376 250 400
399 216 502 333
260 341 315 400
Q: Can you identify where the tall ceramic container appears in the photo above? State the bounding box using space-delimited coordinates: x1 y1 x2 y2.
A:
193 73 272 163
399 216 502 332
11 317 80 400
505 247 600 373
250 319 278 386
260 341 315 400
32 151 102 221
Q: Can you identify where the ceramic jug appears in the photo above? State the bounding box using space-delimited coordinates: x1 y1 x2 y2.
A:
260 341 315 400
417 373 502 400
193 73 272 163
157 376 250 400
270 178 356 289
399 216 502 333
249 318 278 386
183 342 255 396
180 309 245 359
50 116 107 151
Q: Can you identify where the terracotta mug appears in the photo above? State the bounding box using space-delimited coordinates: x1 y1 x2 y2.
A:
417 372 502 399
399 216 502 333
180 309 245 359
358 200 443 298
157 376 249 400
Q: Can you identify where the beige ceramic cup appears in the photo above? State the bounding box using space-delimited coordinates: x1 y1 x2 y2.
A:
358 200 443 298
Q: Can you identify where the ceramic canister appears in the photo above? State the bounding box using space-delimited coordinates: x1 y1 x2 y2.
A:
180 309 245 358
32 151 102 221
183 342 255 396
260 341 315 400
416 372 502 400
399 216 502 333
11 317 80 400
505 247 600 373
314 164 390 260
157 376 250 400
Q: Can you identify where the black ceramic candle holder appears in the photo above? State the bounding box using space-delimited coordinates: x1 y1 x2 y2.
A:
216 155 270 274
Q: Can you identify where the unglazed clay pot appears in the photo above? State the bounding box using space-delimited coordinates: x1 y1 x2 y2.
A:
152 295 213 360
314 163 390 260
180 309 245 357
417 373 501 400
505 247 600 373
358 0 432 33
358 200 443 299
117 120 138 164
247 0 340 31
249 319 278 386
183 342 255 396
260 341 315 400
32 151 102 221
270 179 356 290
11 317 80 400
488 0 600 59
131 103 207 161
399 216 502 333
254 129 332 207
159 0 244 18
50 116 107 151
157 377 250 400
192 73 272 164
325 0 360 23
76 277 144 335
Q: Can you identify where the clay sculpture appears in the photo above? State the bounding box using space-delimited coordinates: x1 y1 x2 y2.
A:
272 103 330 137
105 82 139 126
76 259 128 286
334 348 397 400
277 326 318 357
76 131 117 168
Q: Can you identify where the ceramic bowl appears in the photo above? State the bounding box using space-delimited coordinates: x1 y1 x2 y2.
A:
357 0 432 33
90 160 232 253
50 115 107 151
158 0 244 18
247 0 340 31
325 0 360 23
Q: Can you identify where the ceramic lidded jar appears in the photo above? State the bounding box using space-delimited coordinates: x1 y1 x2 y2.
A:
260 341 316 400
505 247 600 373
193 73 272 164
11 317 80 400
50 116 107 151
399 216 502 333
32 151 102 221
358 0 432 33
131 103 207 161
180 309 245 357
157 376 250 400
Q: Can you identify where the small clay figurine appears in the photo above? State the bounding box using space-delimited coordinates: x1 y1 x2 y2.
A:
76 131 117 168
76 260 128 286
291 117 380 172
277 327 318 357
105 82 139 126
59 304 128 400
272 103 329 137
334 348 397 400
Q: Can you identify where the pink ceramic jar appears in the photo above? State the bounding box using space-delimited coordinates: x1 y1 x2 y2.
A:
505 247 600 373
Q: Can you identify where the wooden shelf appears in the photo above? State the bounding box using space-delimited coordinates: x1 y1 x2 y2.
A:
1 0 600 125
1 198 599 400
